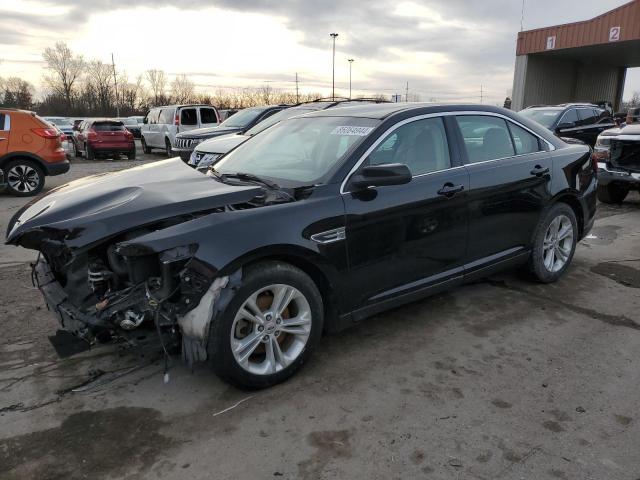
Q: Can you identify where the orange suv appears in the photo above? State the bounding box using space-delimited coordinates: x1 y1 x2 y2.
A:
0 108 70 196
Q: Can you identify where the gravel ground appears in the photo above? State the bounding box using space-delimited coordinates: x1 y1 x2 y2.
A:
1 152 639 479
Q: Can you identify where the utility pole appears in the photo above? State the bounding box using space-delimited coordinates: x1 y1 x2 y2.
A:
480 84 483 104
295 72 299 103
330 33 339 100
348 59 354 99
111 53 120 117
520 0 525 31
405 81 409 102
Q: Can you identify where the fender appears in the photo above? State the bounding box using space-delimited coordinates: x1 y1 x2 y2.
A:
0 151 50 172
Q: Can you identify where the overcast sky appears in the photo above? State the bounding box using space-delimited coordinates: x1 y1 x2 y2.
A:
1 0 639 104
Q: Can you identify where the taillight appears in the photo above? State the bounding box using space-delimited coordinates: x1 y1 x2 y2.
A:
59 133 67 141
174 113 180 125
124 130 134 139
87 130 98 140
31 128 59 139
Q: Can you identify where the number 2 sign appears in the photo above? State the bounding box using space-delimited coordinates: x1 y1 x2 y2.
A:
609 26 621 42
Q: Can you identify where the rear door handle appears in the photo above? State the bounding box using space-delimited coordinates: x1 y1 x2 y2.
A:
437 183 464 197
530 165 550 177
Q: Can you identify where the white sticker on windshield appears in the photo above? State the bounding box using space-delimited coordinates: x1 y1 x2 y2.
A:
331 126 374 136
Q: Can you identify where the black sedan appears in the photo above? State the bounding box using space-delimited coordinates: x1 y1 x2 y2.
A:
6 104 597 388
172 105 287 161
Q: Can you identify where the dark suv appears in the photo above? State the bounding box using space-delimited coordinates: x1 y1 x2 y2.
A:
519 103 615 146
172 105 287 161
7 104 596 388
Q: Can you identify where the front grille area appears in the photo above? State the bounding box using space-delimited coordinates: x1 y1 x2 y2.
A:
174 138 196 149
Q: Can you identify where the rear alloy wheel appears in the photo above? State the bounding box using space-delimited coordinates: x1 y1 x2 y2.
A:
141 137 151 154
528 203 577 283
208 262 323 389
4 159 45 196
597 183 629 204
165 139 172 157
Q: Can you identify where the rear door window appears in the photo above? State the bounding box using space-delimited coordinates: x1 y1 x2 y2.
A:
507 122 541 155
0 114 7 131
199 108 218 124
577 108 597 126
559 109 578 126
456 115 515 163
180 108 197 125
159 108 175 125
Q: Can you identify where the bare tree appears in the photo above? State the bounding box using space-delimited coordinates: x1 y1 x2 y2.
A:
146 69 167 106
86 60 114 114
42 42 84 110
171 74 195 104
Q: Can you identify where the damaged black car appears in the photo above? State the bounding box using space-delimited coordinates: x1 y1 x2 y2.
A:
6 104 597 388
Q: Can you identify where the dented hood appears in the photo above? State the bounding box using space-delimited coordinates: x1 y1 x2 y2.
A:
6 158 263 249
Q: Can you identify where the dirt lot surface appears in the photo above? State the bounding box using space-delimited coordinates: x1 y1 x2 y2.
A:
1 151 639 479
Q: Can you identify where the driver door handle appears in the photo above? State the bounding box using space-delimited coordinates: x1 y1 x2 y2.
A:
437 183 464 197
530 165 550 177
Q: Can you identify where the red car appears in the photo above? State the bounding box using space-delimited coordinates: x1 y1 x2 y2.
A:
74 119 136 160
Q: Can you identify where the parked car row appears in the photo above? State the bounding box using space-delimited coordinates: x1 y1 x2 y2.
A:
593 123 640 203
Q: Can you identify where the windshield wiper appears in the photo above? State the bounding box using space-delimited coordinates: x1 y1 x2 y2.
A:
219 172 281 190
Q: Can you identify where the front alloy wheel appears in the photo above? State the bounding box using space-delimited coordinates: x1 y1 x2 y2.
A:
208 261 323 389
231 284 312 376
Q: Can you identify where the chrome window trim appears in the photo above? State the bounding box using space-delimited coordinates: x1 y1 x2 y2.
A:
340 110 555 194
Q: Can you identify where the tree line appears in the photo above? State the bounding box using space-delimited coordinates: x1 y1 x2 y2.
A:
0 42 358 117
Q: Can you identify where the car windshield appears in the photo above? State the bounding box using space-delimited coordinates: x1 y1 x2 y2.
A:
220 108 269 128
244 108 316 136
215 116 379 185
519 108 563 128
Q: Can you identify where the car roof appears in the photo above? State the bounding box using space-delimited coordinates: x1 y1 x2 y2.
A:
301 102 507 119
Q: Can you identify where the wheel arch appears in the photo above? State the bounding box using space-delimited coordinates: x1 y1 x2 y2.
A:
551 190 584 238
219 245 340 332
0 152 48 173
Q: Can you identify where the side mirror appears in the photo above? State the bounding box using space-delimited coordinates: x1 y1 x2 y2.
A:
350 163 412 190
143 117 148 124
557 121 575 131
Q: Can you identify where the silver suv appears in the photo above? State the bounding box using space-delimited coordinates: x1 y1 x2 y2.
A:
141 104 220 156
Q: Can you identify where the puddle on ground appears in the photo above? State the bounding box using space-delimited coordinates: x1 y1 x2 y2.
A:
591 262 640 289
0 407 177 479
583 225 621 246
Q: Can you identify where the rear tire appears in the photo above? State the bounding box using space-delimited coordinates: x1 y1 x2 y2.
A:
127 149 136 160
141 137 152 154
86 143 95 160
207 261 324 389
165 138 172 158
597 183 628 204
528 203 578 283
3 159 45 196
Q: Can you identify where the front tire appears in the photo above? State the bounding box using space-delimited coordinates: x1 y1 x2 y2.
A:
165 138 172 157
4 159 45 196
208 262 324 389
528 203 578 283
597 183 628 204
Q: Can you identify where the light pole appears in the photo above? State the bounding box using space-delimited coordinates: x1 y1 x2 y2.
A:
348 58 354 99
330 33 338 100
